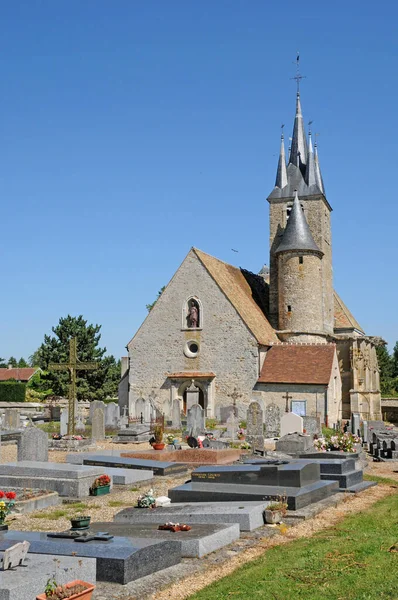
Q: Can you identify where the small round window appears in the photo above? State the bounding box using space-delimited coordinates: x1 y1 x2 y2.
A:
184 340 199 358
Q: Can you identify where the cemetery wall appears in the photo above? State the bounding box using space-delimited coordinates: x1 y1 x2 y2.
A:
127 249 259 417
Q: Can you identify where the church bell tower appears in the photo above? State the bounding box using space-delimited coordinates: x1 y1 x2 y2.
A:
267 89 334 341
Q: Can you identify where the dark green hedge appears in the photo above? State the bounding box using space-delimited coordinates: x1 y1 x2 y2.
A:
0 381 26 402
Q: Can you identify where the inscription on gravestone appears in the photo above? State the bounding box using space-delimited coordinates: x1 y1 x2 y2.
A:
246 402 264 453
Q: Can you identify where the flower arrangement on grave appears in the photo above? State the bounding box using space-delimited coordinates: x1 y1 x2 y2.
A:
237 428 246 440
313 431 360 453
158 522 191 532
136 489 156 508
52 433 63 440
0 491 17 524
89 475 111 496
240 441 251 450
151 425 165 450
166 433 176 444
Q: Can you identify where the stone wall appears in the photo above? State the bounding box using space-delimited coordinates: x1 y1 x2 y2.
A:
277 251 324 335
126 249 260 418
255 383 328 424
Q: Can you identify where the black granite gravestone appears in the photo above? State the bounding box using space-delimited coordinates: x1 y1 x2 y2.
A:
82 455 187 476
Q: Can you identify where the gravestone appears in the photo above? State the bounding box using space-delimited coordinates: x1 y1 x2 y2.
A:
246 402 264 452
302 416 321 437
75 415 86 434
351 412 360 436
280 412 303 437
120 406 129 429
89 400 106 425
172 399 181 429
186 382 200 411
275 432 312 453
220 405 235 423
135 398 146 423
17 426 48 462
264 403 281 437
226 412 237 440
105 402 120 428
4 409 20 430
361 420 368 443
60 408 68 436
91 408 105 441
187 404 205 438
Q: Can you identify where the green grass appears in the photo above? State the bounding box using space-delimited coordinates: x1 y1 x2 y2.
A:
108 500 130 507
32 509 68 520
364 474 398 486
188 493 398 600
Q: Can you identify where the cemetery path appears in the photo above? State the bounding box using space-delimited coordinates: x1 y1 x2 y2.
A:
149 481 397 600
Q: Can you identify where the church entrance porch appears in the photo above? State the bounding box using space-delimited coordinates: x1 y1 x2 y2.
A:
167 372 216 418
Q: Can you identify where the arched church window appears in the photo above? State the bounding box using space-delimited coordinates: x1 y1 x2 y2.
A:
183 297 202 329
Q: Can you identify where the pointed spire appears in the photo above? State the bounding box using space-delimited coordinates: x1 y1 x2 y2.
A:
314 142 325 194
288 93 308 175
275 133 288 189
305 131 317 187
275 191 323 255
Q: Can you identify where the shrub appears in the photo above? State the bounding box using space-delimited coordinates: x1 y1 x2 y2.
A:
0 381 26 402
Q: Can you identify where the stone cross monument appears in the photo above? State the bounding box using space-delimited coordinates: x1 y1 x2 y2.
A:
49 337 98 435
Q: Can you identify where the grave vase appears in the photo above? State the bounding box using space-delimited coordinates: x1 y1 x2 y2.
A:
36 580 95 600
265 509 283 524
152 442 165 450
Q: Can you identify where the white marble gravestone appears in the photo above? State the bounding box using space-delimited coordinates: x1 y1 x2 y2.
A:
60 408 68 436
280 412 303 437
187 403 205 438
226 412 237 440
105 402 120 428
0 541 30 570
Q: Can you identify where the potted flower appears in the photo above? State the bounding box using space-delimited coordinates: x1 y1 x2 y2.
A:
70 515 91 530
0 491 16 529
36 578 95 600
264 499 288 524
89 474 111 496
152 425 165 450
237 428 246 440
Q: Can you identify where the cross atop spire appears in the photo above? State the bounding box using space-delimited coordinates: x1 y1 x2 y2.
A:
291 52 306 94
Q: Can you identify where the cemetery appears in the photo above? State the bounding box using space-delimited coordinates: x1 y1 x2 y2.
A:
0 387 395 600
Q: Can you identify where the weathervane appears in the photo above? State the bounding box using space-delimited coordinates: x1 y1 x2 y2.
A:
291 52 306 93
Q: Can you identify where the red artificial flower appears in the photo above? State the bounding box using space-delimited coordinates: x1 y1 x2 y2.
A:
0 491 5 499
5 492 16 500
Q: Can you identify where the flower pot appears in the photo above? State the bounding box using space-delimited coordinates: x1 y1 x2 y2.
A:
90 485 110 496
36 580 95 600
265 509 283 524
152 443 165 450
70 516 91 529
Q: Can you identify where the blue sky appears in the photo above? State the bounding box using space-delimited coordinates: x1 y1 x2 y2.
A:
1 0 397 360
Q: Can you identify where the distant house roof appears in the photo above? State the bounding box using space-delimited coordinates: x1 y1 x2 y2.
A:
193 248 278 346
258 344 336 385
0 368 39 382
334 291 364 333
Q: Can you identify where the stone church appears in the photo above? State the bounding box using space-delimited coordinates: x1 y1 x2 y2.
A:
119 89 382 428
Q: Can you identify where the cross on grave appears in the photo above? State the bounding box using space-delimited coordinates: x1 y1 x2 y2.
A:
282 391 293 413
49 337 98 435
230 388 242 417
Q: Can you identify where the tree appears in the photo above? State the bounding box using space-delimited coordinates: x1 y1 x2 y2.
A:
29 350 41 367
376 344 396 396
0 358 6 368
8 357 17 368
146 286 166 312
392 341 398 379
37 315 116 401
17 357 28 368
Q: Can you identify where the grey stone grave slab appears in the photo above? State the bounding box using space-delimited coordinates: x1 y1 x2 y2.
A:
171 399 181 429
275 433 312 453
66 450 124 464
264 403 281 438
105 402 120 428
186 383 200 412
82 455 187 476
4 410 20 431
114 501 270 531
246 402 264 452
17 426 48 462
89 400 106 424
226 412 237 440
302 416 321 437
280 412 303 436
169 460 339 510
351 412 360 436
220 404 235 423
0 531 181 585
90 521 240 558
187 403 204 437
169 480 339 511
91 407 105 441
60 408 68 436
0 462 105 498
113 424 151 443
0 554 96 600
66 453 153 484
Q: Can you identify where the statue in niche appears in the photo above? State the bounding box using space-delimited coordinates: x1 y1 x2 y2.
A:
187 300 199 328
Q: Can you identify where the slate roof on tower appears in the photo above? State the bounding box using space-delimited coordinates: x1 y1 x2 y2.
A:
334 291 365 333
258 344 336 385
275 191 323 255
